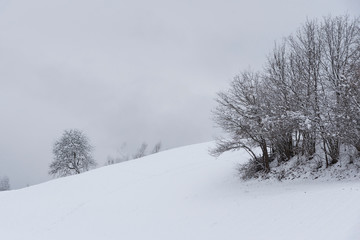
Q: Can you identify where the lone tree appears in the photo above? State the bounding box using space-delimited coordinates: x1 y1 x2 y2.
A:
133 142 148 159
151 141 162 154
49 129 96 177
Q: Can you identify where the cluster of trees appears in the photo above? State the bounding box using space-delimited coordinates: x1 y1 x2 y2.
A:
212 15 360 174
133 141 162 159
49 129 162 177
106 141 162 165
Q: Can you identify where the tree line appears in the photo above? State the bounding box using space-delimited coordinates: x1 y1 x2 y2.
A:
49 129 162 178
212 15 360 176
105 141 162 166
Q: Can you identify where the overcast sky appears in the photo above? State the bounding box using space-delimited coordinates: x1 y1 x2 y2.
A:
0 0 359 189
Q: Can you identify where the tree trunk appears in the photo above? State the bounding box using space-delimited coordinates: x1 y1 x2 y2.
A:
261 139 270 172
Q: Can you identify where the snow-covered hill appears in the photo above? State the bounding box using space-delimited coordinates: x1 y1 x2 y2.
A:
0 142 359 240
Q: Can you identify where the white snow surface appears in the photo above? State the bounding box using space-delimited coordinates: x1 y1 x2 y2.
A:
0 142 359 240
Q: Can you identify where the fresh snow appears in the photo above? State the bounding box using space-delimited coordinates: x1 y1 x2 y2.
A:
0 142 359 240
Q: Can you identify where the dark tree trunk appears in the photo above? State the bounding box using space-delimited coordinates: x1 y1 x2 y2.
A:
261 139 270 172
323 139 329 168
324 137 340 165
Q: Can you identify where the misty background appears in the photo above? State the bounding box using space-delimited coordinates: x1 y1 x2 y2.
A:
0 0 359 189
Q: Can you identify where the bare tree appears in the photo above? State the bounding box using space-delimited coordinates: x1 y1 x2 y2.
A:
0 176 10 191
212 70 271 172
319 15 360 164
133 142 148 159
105 142 130 165
151 141 162 154
263 42 296 162
49 129 96 177
288 19 323 158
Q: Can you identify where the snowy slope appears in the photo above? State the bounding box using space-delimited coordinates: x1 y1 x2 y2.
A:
0 142 359 240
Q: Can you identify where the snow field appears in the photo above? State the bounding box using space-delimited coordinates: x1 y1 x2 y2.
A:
0 142 359 240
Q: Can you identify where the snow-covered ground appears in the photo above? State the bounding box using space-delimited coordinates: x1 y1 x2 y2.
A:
0 142 359 240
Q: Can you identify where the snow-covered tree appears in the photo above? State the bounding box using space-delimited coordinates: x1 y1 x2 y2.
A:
49 129 96 177
212 70 271 172
213 15 360 176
